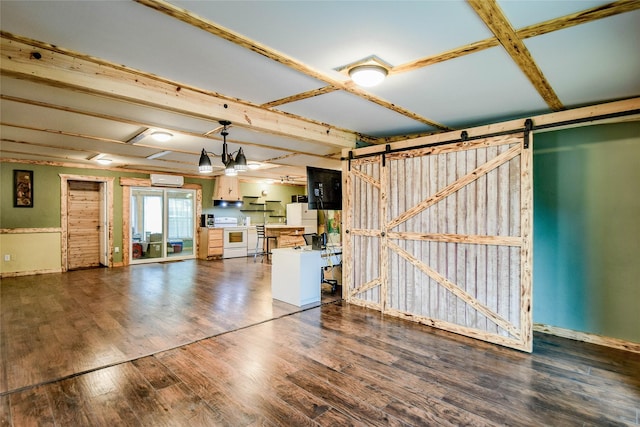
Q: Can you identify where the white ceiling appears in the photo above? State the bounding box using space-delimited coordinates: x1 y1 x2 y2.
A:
1 1 639 184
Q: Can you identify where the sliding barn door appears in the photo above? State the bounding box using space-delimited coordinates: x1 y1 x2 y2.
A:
343 133 533 352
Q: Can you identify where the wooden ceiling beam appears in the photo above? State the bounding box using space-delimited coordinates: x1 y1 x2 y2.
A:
134 0 450 131
261 86 340 109
346 97 640 158
0 94 337 161
467 0 564 111
393 1 639 75
0 35 356 150
517 0 640 39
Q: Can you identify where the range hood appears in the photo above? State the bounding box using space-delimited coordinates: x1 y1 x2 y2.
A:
213 176 242 207
213 200 243 207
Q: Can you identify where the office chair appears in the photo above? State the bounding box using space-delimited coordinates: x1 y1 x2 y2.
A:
303 233 315 246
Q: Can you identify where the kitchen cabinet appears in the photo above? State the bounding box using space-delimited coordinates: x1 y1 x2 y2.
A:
198 227 223 259
214 176 241 201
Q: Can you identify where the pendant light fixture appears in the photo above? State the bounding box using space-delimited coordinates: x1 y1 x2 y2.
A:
198 120 249 175
198 149 213 173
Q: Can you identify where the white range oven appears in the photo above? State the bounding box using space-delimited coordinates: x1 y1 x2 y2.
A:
214 217 248 258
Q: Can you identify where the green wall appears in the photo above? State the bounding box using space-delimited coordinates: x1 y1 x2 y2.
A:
0 163 216 264
0 164 303 265
1 163 63 228
205 181 306 224
533 121 640 342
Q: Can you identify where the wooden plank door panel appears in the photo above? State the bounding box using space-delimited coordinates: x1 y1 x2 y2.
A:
344 134 533 352
67 181 101 270
343 158 384 310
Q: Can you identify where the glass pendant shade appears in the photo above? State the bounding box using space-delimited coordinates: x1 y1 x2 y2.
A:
234 147 248 171
199 149 213 173
225 159 237 176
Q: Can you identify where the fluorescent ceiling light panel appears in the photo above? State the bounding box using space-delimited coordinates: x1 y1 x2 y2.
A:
146 150 172 160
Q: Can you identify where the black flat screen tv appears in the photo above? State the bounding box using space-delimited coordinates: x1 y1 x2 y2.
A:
306 166 342 210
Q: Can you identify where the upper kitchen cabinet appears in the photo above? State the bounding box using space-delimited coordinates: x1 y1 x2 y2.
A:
214 176 241 201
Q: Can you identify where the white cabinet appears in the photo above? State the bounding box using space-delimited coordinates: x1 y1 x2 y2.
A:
286 203 317 234
271 248 321 307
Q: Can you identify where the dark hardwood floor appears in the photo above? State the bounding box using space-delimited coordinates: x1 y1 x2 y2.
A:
1 258 638 426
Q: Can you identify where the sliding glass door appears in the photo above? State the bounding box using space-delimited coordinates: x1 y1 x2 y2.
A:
130 187 195 263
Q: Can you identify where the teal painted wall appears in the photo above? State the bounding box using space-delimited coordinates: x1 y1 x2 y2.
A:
533 122 640 342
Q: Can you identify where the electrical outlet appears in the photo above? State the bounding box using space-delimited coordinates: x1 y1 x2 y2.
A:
114 247 120 253
4 254 10 262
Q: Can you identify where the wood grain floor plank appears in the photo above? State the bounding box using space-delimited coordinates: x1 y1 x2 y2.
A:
153 382 228 427
0 395 9 427
199 331 332 421
156 348 259 426
131 356 181 391
1 260 638 425
6 386 55 427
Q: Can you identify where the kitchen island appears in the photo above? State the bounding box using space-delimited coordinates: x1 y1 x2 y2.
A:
271 247 321 307
265 225 305 249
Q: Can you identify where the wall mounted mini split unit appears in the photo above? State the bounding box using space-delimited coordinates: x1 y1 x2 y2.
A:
150 174 184 187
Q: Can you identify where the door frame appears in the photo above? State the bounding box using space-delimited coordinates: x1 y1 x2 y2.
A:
60 174 114 272
120 177 202 266
128 186 198 264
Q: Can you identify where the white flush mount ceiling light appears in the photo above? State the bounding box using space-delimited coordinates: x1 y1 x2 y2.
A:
151 131 173 142
349 64 388 87
337 55 391 88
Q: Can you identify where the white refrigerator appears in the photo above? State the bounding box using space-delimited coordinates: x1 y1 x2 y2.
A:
286 203 317 234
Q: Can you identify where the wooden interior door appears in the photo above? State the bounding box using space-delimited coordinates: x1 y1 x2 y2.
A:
343 133 533 352
67 180 102 270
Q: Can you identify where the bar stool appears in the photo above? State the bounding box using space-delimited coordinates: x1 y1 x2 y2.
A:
254 225 276 263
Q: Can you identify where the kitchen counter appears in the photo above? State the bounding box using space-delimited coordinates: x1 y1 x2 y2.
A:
264 225 305 249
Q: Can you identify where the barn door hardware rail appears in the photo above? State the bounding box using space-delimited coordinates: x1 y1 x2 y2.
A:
343 108 640 162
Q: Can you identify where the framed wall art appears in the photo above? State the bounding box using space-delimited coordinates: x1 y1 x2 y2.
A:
13 169 33 207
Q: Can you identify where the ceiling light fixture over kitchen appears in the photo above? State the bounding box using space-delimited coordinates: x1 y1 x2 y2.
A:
199 120 248 175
